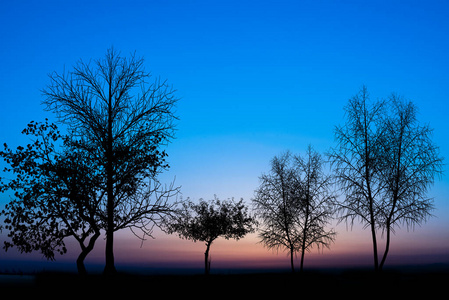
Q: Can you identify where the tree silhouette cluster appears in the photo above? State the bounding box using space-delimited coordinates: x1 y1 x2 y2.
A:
41 48 180 274
0 48 444 275
252 147 336 272
328 87 443 271
1 49 180 275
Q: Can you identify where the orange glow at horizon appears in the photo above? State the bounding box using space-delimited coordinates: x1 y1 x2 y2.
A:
1 218 448 272
99 218 449 270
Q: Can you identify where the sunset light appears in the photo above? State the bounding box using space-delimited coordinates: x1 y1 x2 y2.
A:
1 1 449 289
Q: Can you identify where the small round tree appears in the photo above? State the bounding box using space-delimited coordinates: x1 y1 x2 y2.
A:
165 196 257 275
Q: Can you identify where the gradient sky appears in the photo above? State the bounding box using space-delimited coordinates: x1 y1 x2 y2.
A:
1 0 449 272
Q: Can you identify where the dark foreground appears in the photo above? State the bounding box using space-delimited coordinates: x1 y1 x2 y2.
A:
1 267 448 297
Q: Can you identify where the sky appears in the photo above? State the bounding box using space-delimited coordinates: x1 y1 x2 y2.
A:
1 0 449 273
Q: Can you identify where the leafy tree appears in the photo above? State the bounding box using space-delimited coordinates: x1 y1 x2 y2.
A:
41 48 179 274
165 197 257 275
0 120 102 275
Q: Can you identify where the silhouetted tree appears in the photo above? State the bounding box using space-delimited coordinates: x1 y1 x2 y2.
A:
0 120 101 275
165 197 256 275
328 86 386 271
253 152 304 272
253 150 336 272
378 95 443 270
295 146 336 272
42 48 179 274
328 86 443 271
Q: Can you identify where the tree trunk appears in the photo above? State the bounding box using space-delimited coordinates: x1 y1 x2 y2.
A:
379 224 391 271
104 165 116 274
380 192 399 271
76 254 87 276
76 231 100 275
290 247 295 273
369 218 379 272
104 89 117 275
300 247 305 272
363 96 379 272
366 174 379 272
380 138 401 271
204 243 211 275
104 231 116 275
300 194 309 273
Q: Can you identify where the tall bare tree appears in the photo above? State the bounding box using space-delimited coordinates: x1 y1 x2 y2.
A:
42 48 179 274
378 95 443 269
328 86 443 271
253 152 302 272
295 146 336 272
328 86 386 271
253 150 336 272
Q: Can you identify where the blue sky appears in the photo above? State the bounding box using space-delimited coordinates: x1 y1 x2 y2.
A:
1 0 449 270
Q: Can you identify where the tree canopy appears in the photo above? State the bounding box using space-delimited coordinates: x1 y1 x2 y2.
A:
41 48 179 274
165 197 257 274
328 86 443 271
0 120 102 274
253 149 336 272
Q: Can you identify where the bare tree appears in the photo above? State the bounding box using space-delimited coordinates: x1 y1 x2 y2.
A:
0 120 102 275
328 86 443 271
327 86 386 271
252 152 302 272
42 48 179 274
164 197 256 275
378 95 443 269
295 145 336 272
253 150 336 272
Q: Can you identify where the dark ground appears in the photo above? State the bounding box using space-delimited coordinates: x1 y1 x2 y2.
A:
1 266 448 297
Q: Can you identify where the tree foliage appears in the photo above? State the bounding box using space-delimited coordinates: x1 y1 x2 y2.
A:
0 120 102 274
165 197 257 274
41 48 179 274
